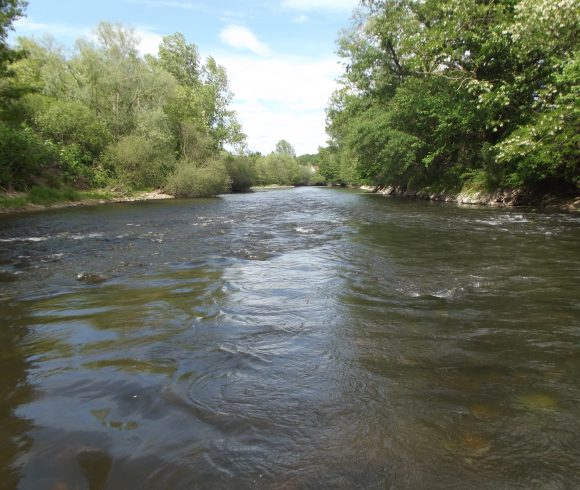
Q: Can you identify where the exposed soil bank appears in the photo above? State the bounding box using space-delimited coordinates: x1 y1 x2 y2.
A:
360 185 580 213
0 189 173 215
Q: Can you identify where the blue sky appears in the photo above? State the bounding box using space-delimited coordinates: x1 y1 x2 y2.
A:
11 0 360 155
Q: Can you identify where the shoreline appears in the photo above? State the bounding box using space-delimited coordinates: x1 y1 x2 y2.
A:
2 185 578 215
360 185 580 213
0 189 174 215
0 186 303 216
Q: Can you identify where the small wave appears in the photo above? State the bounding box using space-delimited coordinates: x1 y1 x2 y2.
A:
69 232 104 240
397 285 466 300
432 287 466 299
0 232 104 243
0 236 50 243
295 227 314 234
217 343 271 364
474 214 529 227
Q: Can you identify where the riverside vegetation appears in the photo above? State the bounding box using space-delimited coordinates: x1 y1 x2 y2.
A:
0 0 578 209
317 0 579 200
0 1 318 208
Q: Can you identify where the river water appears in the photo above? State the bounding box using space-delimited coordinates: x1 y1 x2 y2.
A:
1 187 579 489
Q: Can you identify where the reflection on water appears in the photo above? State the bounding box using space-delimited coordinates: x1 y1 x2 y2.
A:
1 188 579 488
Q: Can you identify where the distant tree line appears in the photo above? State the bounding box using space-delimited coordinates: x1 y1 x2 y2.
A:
318 0 579 195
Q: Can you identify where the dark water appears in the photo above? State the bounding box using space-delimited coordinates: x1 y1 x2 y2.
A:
1 187 579 489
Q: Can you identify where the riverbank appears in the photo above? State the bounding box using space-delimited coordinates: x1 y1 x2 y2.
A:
361 185 580 213
0 189 173 215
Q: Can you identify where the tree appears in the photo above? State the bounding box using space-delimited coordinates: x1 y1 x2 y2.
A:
158 33 200 88
275 139 296 157
325 0 579 191
0 0 26 75
0 21 246 194
0 0 27 108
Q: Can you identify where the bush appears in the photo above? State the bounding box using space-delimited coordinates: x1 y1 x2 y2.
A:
223 154 256 192
102 134 175 189
0 122 60 190
255 153 312 186
165 160 231 197
33 99 111 155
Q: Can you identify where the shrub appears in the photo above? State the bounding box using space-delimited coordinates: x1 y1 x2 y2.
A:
165 160 231 197
0 122 60 190
255 153 312 186
102 134 175 189
223 154 256 192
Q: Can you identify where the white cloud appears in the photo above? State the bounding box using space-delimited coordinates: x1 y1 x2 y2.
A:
219 25 271 56
281 0 359 11
13 18 90 38
125 1 247 22
15 18 162 58
134 29 163 56
215 53 341 154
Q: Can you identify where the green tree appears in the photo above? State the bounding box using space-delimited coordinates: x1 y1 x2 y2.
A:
158 32 200 88
0 0 26 77
0 21 246 194
326 0 579 191
275 139 296 157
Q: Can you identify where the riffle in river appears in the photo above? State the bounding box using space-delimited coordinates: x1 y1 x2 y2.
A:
1 187 579 489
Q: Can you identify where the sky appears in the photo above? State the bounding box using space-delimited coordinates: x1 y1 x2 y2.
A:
10 0 360 155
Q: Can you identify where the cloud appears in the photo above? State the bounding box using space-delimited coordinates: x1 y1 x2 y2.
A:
14 18 162 57
134 28 163 56
125 1 247 22
13 18 90 38
281 0 359 11
219 25 270 56
215 53 341 154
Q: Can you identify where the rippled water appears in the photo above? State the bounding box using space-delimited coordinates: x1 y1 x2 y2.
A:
1 187 579 489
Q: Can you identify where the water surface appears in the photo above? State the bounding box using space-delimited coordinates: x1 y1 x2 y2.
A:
1 187 579 489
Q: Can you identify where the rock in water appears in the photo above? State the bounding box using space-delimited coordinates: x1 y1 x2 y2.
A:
76 272 108 284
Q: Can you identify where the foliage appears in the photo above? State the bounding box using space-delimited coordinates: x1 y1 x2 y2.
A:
255 152 311 186
27 185 80 205
164 159 231 198
345 107 424 186
32 98 111 154
0 121 59 189
323 0 579 192
275 139 296 157
0 0 26 79
101 133 175 189
0 192 26 208
0 13 247 193
0 187 112 209
223 153 256 192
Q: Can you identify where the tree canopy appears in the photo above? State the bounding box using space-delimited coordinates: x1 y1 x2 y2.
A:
320 0 579 193
0 17 248 195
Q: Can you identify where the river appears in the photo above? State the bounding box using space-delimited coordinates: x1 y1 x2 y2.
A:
1 187 579 489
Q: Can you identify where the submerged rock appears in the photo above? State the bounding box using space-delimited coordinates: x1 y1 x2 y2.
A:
0 271 19 282
76 272 108 284
516 393 558 411
469 403 500 421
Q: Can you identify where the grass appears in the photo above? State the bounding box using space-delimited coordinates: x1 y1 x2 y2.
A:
0 187 115 210
0 194 28 209
28 186 81 205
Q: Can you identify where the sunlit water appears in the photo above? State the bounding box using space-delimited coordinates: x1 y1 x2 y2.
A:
1 187 579 489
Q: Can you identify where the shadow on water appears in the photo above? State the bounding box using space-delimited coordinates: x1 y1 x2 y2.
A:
0 302 35 488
